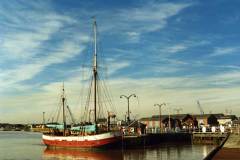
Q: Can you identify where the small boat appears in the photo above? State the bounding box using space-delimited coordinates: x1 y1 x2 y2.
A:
42 19 122 149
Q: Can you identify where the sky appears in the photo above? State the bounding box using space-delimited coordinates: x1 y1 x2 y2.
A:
0 0 240 123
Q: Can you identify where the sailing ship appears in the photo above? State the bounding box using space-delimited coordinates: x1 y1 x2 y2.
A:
42 19 122 148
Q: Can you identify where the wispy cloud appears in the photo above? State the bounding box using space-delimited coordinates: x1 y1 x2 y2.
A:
104 58 131 75
98 2 192 43
125 32 141 43
0 41 85 93
119 2 191 32
0 1 75 60
161 40 210 55
210 47 239 57
210 70 240 85
164 44 188 53
0 1 89 95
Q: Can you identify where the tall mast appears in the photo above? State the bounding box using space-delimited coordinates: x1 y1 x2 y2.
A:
93 19 97 124
62 82 66 136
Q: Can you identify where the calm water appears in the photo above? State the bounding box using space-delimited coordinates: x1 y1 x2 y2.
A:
0 131 215 160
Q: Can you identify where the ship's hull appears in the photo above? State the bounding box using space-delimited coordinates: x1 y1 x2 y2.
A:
42 131 122 148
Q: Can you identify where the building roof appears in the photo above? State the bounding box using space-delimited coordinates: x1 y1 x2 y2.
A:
193 113 224 118
152 114 190 120
141 114 194 121
140 113 238 121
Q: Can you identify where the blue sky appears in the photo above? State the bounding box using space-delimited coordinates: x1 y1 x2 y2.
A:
0 0 240 123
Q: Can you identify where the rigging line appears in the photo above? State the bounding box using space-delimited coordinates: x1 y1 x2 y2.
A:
75 24 92 122
78 65 92 122
98 79 111 114
64 99 72 124
104 83 116 113
82 75 94 122
46 98 59 123
95 23 106 77
96 77 101 119
97 75 109 118
99 79 107 119
79 48 94 122
47 104 57 123
51 103 59 123
87 76 94 121
67 105 76 124
98 79 108 111
136 95 140 110
56 95 63 123
96 74 103 119
99 74 113 100
56 103 61 123
54 88 64 123
98 75 108 119
79 65 91 106
77 65 85 116
99 76 117 114
97 78 114 120
46 90 62 123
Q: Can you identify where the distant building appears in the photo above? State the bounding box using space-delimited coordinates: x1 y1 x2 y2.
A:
140 114 197 132
140 116 159 132
140 113 238 133
194 114 223 126
216 114 238 125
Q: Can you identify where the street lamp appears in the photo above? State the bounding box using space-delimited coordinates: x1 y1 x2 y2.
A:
120 94 136 124
154 103 166 133
42 112 45 125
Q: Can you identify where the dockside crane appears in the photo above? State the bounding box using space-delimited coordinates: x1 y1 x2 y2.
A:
174 108 183 114
197 100 204 115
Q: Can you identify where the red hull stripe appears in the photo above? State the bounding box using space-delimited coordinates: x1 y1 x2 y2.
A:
43 136 121 148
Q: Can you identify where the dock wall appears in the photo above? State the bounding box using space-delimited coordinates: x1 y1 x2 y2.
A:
122 133 191 148
192 132 228 145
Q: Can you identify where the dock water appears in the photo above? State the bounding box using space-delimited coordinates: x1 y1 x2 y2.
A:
122 132 235 159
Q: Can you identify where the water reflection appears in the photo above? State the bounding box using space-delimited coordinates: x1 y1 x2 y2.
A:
42 144 215 160
43 148 123 160
203 145 208 158
0 131 216 160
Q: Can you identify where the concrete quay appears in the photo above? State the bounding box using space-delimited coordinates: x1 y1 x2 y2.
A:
192 132 227 145
212 133 240 160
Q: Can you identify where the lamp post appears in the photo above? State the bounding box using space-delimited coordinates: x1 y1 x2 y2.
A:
124 112 128 124
168 106 171 131
120 94 136 124
154 103 166 133
42 112 45 125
